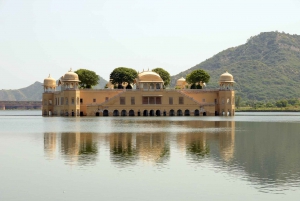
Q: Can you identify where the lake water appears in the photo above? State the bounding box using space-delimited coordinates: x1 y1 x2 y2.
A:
1 111 300 201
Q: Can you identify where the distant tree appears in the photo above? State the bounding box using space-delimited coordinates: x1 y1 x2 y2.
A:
152 68 171 88
276 100 288 108
235 96 241 109
287 98 300 106
75 69 99 89
110 67 138 88
186 69 210 87
266 102 274 108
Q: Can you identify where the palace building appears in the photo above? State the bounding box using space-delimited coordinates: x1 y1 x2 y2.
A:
42 69 235 117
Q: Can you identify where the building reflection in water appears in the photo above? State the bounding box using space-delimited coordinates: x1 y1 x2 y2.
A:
177 121 235 162
42 120 300 190
61 132 98 165
108 133 137 166
108 132 170 166
44 132 98 165
44 133 57 159
136 133 169 164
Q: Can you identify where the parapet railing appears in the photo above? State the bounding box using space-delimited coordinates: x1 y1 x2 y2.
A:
44 88 233 92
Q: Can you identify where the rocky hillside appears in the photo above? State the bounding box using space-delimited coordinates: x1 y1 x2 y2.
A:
171 32 300 101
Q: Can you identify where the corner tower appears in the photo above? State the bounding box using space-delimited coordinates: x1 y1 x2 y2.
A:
42 75 56 115
59 69 81 116
218 71 235 116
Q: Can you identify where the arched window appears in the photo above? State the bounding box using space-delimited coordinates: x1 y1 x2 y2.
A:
113 110 119 116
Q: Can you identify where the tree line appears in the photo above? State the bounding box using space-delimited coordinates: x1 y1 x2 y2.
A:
235 96 300 109
74 68 210 89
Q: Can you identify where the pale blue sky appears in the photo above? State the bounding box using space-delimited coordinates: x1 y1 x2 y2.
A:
1 0 300 89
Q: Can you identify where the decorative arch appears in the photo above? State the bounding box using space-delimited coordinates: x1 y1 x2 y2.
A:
184 109 190 116
103 110 109 116
194 109 200 116
156 110 161 116
121 110 127 116
113 110 119 116
177 109 183 116
129 110 135 116
149 110 155 116
143 110 148 116
169 109 175 116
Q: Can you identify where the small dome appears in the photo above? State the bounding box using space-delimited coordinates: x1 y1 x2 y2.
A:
137 70 163 82
43 74 56 87
62 69 79 82
176 77 186 85
219 71 234 83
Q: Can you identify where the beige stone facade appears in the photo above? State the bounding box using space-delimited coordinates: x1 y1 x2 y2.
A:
42 69 235 117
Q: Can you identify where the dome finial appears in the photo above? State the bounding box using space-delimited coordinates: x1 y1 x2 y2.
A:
69 68 72 72
48 74 51 78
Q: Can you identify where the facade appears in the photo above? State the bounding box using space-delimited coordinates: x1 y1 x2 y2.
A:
42 69 235 117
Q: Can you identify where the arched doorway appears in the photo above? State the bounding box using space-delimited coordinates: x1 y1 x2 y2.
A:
156 110 161 116
103 110 109 116
149 110 155 116
113 110 119 116
194 109 199 116
96 112 100 116
121 110 127 116
203 112 207 116
215 111 219 116
72 110 75 116
184 109 190 116
169 109 175 116
129 110 135 116
177 109 183 116
143 110 148 116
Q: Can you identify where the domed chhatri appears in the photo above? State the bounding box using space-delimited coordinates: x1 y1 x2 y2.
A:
42 68 235 117
176 77 187 89
43 74 56 92
135 69 164 90
137 70 163 82
219 71 234 83
59 69 80 90
62 68 80 82
219 71 234 90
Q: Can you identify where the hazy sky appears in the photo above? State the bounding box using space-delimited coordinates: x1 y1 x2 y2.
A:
1 0 300 89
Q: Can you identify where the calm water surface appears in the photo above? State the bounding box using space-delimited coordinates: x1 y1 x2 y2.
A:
1 111 300 201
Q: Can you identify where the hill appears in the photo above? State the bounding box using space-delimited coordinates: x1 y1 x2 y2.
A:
171 31 300 101
0 81 43 101
0 76 108 101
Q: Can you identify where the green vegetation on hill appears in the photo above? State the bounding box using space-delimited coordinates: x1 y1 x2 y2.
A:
171 31 300 101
